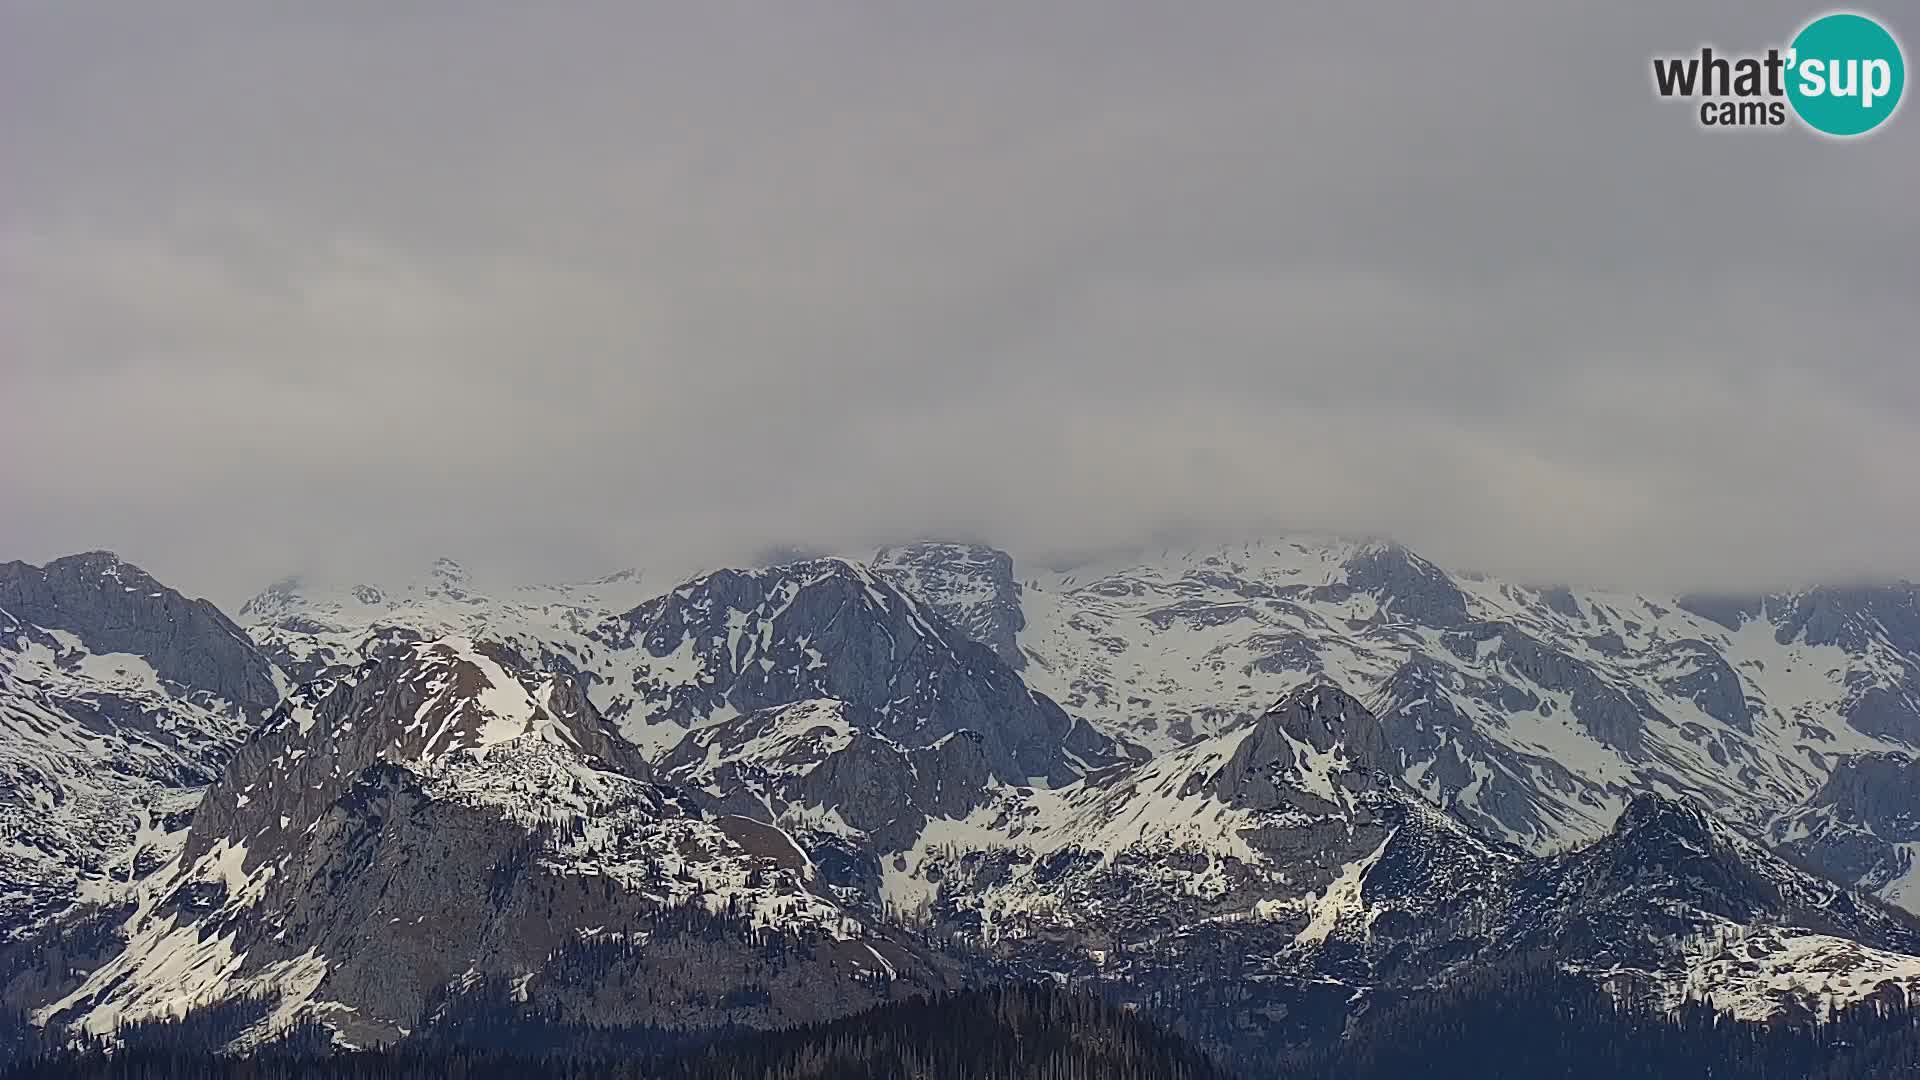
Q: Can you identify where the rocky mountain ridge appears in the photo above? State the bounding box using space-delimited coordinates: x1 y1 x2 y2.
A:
216 537 1920 917
8 539 1920 1057
0 552 281 935
35 636 955 1045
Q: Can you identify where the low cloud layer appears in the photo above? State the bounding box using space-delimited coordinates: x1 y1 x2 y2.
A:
3 1 1916 606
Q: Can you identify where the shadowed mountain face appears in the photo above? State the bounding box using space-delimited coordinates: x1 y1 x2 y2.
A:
873 542 1029 670
654 698 999 854
1772 751 1920 910
0 553 282 937
590 558 1120 784
1 552 280 718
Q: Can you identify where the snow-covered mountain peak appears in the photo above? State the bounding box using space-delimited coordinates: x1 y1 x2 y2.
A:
265 636 637 774
356 637 600 764
1261 677 1388 755
47 627 920 1041
20 539 1920 1047
598 556 1119 784
1335 540 1471 626
236 559 653 686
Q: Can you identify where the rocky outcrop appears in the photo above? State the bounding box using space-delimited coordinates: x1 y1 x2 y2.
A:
656 699 996 853
1774 752 1920 897
0 551 279 717
1334 542 1471 627
1507 793 1920 965
1212 679 1391 813
1773 585 1920 653
1441 622 1652 752
873 542 1028 670
1655 638 1755 734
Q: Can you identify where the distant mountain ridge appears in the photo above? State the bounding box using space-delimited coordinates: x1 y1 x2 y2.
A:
215 538 1920 917
6 538 1920 1062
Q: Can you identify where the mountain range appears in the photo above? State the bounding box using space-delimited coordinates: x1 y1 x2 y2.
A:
4 537 1920 1066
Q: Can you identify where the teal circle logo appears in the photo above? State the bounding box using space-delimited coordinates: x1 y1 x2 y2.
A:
1787 12 1905 136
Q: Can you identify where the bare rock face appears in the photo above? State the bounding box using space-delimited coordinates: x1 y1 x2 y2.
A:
656 698 997 854
1213 679 1392 814
1505 792 1920 976
597 558 1118 786
1773 752 1920 898
1333 541 1471 627
873 542 1028 670
0 552 278 718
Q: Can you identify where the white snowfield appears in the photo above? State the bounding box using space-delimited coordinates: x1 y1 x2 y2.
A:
1012 539 1914 856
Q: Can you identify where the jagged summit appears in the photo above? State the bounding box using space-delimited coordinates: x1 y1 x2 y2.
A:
1210 678 1393 813
38 549 135 576
182 634 654 879
872 541 1027 670
598 556 1118 783
1259 668 1382 726
1 551 278 713
1614 791 1720 841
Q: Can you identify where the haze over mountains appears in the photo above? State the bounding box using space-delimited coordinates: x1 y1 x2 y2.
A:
4 533 1920 1068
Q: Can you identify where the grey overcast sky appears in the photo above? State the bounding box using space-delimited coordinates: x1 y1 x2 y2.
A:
2 1 1916 607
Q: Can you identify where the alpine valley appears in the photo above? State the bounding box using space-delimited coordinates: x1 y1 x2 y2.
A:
5 538 1920 1070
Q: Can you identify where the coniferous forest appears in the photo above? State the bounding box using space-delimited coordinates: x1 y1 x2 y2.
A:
2 984 1224 1080
6 969 1920 1080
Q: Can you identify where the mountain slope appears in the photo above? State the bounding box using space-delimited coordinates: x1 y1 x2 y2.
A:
0 553 282 937
16 562 1920 1061
881 679 1920 1037
873 542 1028 670
892 679 1519 984
588 558 1121 782
39 638 950 1044
877 538 1920 894
1772 751 1920 912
